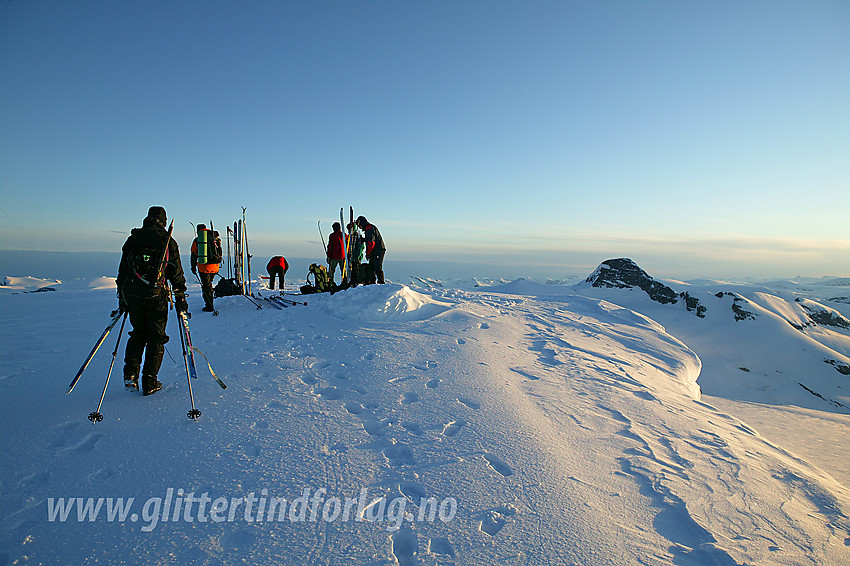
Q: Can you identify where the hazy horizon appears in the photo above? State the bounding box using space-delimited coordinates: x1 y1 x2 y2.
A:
2 249 847 285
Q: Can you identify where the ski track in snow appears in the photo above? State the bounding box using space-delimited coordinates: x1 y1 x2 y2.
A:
1 280 849 564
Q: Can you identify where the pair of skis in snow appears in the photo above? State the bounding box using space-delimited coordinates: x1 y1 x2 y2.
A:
255 292 306 310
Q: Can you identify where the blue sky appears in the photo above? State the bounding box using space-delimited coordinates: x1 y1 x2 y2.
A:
1 0 848 278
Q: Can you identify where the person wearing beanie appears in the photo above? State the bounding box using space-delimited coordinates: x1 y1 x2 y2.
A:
190 223 222 313
116 206 188 396
356 215 386 284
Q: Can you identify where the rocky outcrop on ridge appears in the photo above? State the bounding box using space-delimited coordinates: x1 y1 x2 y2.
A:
584 258 706 317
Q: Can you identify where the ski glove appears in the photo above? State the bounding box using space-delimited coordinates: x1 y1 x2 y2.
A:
175 295 189 314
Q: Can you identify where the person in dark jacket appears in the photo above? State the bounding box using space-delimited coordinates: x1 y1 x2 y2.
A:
356 215 386 284
326 222 345 285
116 206 188 396
267 256 288 290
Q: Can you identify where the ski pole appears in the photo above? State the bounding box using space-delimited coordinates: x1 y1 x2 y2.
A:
88 313 128 423
66 310 124 394
273 295 307 307
242 207 252 296
177 310 201 420
226 226 233 279
318 220 327 254
244 294 263 310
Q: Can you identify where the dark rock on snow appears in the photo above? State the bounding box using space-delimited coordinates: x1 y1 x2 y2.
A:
585 258 706 317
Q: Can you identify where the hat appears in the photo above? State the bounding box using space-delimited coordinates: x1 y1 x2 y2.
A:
146 206 167 228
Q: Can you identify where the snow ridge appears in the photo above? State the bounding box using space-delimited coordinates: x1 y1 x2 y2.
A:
1 273 849 564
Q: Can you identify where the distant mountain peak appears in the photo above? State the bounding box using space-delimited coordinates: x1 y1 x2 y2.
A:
585 258 706 317
585 258 677 301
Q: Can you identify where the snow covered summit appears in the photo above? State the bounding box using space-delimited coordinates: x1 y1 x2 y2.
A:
1 272 849 564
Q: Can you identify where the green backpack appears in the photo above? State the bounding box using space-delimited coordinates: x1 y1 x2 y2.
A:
306 263 332 293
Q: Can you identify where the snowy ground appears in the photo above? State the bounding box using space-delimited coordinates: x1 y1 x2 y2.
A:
1 269 849 565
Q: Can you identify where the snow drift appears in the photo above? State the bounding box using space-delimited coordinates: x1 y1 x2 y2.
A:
1 266 849 565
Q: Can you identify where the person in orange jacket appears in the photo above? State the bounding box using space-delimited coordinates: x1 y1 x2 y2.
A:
267 256 289 291
190 224 221 313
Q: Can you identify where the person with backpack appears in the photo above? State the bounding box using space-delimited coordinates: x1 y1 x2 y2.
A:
190 224 222 313
267 256 288 290
116 206 188 396
356 215 386 284
326 222 345 285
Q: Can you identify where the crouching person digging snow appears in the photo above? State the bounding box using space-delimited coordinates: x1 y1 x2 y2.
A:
117 206 188 396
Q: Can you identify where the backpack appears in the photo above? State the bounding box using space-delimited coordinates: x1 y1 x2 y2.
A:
127 244 169 292
301 263 332 294
197 229 223 265
214 277 242 298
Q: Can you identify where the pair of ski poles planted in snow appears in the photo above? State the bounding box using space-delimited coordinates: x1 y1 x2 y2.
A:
66 306 226 423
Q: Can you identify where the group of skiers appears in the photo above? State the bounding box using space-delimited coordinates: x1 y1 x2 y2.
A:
115 206 386 396
325 216 386 286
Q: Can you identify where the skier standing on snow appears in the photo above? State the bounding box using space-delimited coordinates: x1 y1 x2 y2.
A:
117 206 188 396
326 222 345 285
190 224 221 313
356 216 386 284
266 256 288 291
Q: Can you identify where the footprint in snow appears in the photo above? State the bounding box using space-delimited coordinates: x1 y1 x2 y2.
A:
399 392 420 405
18 470 50 490
63 433 102 454
399 481 427 501
402 422 424 436
479 505 517 537
483 453 514 477
441 419 466 437
362 418 390 436
383 439 416 467
313 386 343 401
390 527 418 566
457 397 480 410
344 402 365 415
426 378 441 389
427 537 456 557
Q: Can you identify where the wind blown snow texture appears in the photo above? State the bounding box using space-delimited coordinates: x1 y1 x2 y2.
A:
1 271 849 565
